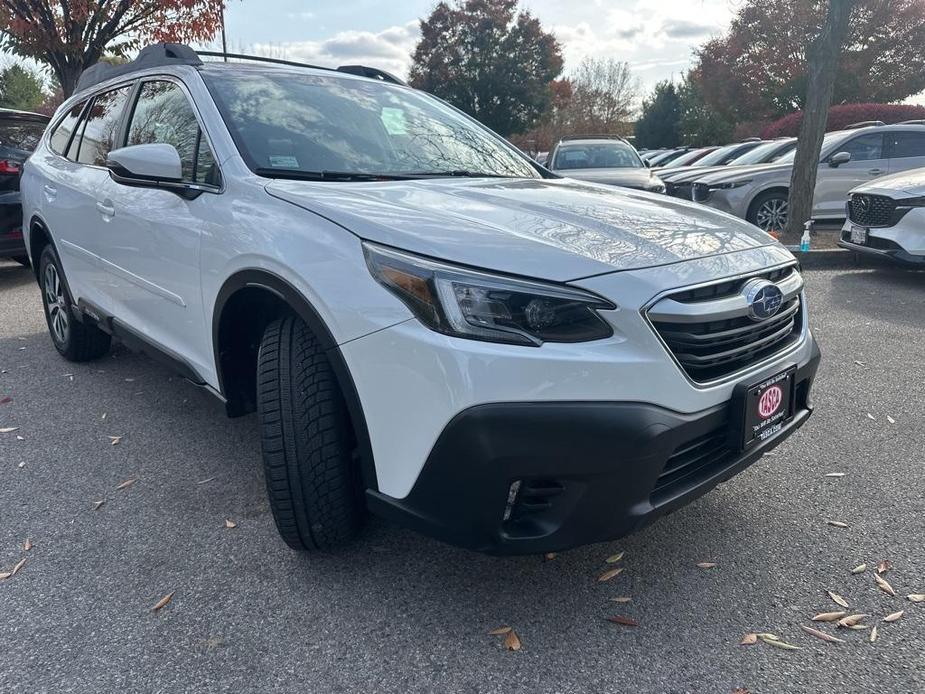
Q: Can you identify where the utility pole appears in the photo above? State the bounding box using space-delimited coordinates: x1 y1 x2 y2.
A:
220 2 228 61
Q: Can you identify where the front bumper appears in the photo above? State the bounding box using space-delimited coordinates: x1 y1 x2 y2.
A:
368 338 820 554
838 212 925 265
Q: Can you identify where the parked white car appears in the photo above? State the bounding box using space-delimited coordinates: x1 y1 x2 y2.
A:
546 137 666 192
691 125 925 231
839 167 925 264
21 44 820 555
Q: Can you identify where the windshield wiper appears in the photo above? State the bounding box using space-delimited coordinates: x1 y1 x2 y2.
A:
254 168 414 182
397 170 515 178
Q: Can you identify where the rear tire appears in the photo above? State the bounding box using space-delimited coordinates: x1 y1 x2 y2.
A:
38 245 111 362
256 314 364 550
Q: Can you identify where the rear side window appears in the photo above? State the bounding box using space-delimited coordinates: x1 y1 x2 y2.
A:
887 132 925 159
49 101 87 158
0 119 48 153
77 86 133 166
126 80 219 186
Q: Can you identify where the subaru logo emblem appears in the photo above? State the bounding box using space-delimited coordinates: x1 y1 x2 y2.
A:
742 278 784 321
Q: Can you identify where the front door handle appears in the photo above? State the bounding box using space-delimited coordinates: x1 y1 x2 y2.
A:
868 168 884 175
95 200 115 217
43 184 57 201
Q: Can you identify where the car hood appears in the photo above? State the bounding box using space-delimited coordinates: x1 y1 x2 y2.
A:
851 168 925 196
694 162 792 185
553 168 660 189
660 165 730 183
267 177 776 281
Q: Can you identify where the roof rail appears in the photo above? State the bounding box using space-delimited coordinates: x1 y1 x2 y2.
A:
336 65 406 86
559 134 628 142
198 51 406 85
843 120 885 129
899 119 925 125
76 43 201 93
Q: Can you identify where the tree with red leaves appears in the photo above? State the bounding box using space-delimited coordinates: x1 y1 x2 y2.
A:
0 0 226 98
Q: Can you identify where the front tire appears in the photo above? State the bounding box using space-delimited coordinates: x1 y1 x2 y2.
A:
38 245 111 362
256 315 364 551
748 191 789 232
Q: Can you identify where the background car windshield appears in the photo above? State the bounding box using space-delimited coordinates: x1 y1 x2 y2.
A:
775 132 846 164
660 147 712 168
691 144 743 166
203 70 538 178
729 140 794 165
553 142 642 170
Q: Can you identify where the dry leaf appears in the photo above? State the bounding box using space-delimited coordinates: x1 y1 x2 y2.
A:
0 426 18 433
224 519 237 529
609 597 632 603
733 689 751 694
605 551 625 564
907 594 925 603
151 591 175 612
22 538 32 552
544 552 556 561
0 396 11 404
196 477 215 485
697 562 717 569
606 615 638 627
827 591 850 608
0 558 27 580
875 574 896 597
801 625 845 644
740 633 758 645
887 416 896 424
851 563 867 574
92 500 105 511
597 567 624 582
824 472 845 478
758 634 800 650
116 478 136 490
877 560 892 575
488 626 511 635
870 625 878 643
837 614 868 628
503 629 521 651
108 436 122 446
847 624 870 631
812 611 846 622
883 611 904 623
866 413 876 420
854 360 865 366
827 520 849 528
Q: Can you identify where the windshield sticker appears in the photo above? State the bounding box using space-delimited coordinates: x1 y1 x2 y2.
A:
268 155 300 168
380 107 408 135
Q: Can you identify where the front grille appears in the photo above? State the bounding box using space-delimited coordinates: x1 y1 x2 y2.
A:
647 267 804 383
667 181 695 200
653 425 733 498
848 193 896 227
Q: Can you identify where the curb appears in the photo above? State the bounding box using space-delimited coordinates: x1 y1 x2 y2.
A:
786 247 860 270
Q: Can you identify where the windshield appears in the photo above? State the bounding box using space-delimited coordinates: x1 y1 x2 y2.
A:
695 143 752 166
552 142 642 170
728 140 795 165
203 69 539 179
775 132 848 164
661 147 713 168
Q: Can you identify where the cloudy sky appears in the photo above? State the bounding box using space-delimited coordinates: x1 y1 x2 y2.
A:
215 0 735 95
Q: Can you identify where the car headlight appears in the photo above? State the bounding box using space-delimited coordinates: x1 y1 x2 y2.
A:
363 242 615 346
648 182 667 194
897 195 925 208
709 180 752 190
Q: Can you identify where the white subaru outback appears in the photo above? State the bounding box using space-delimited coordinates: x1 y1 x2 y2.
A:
21 45 821 554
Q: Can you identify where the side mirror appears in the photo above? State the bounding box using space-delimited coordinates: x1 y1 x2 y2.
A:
106 143 183 184
828 151 851 168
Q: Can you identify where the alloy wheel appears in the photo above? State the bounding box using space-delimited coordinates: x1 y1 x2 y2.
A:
755 197 788 231
43 262 69 344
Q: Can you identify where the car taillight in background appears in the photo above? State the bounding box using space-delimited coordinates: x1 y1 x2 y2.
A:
0 160 21 174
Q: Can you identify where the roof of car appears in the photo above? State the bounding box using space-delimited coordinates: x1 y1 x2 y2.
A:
0 107 49 121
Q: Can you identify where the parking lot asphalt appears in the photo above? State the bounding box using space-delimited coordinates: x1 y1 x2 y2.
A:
1 257 924 694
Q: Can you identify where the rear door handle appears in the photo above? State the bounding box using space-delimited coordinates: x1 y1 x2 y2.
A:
95 200 115 217
868 168 884 175
43 184 57 201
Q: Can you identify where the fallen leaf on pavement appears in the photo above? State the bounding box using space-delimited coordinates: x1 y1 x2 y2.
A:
92 500 105 511
883 611 904 623
870 625 878 643
0 396 11 404
866 413 876 420
196 477 215 485
697 562 717 569
108 436 122 446
827 520 849 528
837 614 868 628
116 478 136 490
606 615 638 627
758 634 800 650
605 551 625 564
846 624 870 631
827 591 850 608
824 472 845 478
740 633 758 645
801 625 845 643
151 592 174 612
907 594 925 603
503 630 521 651
875 574 896 597
224 519 237 529
851 563 867 574
877 560 892 575
733 689 750 694
609 597 632 603
0 427 18 433
0 558 27 580
488 626 511 635
544 552 556 561
22 538 32 552
812 611 846 622
887 416 896 424
598 567 624 582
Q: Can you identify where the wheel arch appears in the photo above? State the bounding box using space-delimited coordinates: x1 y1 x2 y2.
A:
212 269 378 491
746 186 790 224
28 215 54 279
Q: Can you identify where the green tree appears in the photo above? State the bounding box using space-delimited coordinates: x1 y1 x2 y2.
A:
0 63 44 111
409 0 563 137
634 81 683 149
678 77 735 146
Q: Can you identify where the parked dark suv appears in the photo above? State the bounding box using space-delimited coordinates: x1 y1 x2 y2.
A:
0 108 50 265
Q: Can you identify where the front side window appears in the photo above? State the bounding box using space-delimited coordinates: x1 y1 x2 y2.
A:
553 142 643 170
887 132 925 159
77 86 133 166
126 80 218 185
49 101 87 159
838 133 884 162
202 69 538 179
